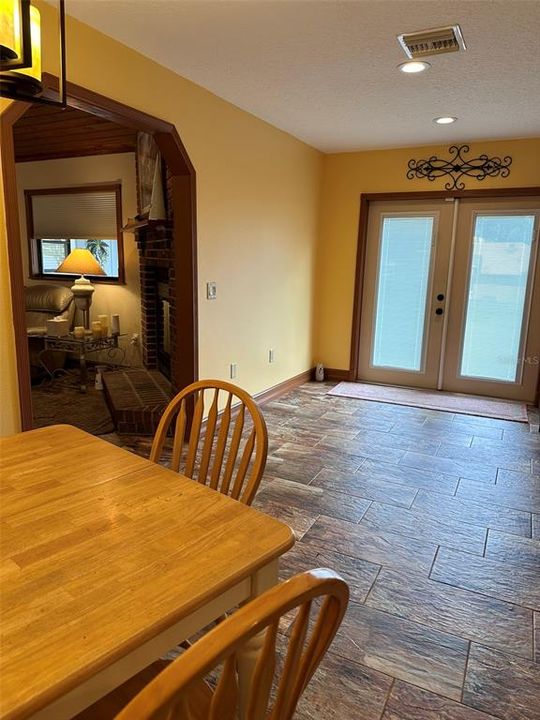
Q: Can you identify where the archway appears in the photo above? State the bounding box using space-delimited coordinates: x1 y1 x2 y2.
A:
1 73 198 430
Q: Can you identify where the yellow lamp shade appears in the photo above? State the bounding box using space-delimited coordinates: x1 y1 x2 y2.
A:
20 3 40 81
0 0 22 61
0 3 41 93
56 249 106 276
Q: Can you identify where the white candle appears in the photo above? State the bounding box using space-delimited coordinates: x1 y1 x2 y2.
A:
111 314 120 335
73 326 85 339
98 314 109 337
91 321 102 339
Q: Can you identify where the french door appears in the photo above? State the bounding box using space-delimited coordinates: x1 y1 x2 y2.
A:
357 197 540 401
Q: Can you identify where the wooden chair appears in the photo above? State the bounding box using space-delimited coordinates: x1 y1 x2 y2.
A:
80 569 348 720
150 380 268 506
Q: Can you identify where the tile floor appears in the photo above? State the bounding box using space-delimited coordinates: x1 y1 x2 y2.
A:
119 381 540 720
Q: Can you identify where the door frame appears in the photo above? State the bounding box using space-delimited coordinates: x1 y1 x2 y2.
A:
1 73 198 431
349 188 540 400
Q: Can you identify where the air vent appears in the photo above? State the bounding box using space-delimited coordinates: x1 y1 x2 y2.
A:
397 25 466 59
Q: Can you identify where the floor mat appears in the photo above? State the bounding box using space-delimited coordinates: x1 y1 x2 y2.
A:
327 382 529 422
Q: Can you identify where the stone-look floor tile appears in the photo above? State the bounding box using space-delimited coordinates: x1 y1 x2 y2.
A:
399 452 497 484
302 515 437 573
279 542 380 603
485 431 540 450
485 529 540 571
294 651 393 720
320 410 395 433
273 442 365 473
382 680 500 720
535 612 539 663
366 567 533 659
257 476 370 523
412 489 532 537
266 425 322 453
457 477 540 514
331 603 469 700
311 468 418 508
251 496 318 540
534 514 540 538
496 468 540 489
318 435 406 465
282 414 356 437
437 442 533 475
452 414 528 433
431 547 540 611
390 422 474 447
264 455 324 485
463 644 540 720
421 417 504 441
356 458 459 495
360 502 487 555
321 429 441 457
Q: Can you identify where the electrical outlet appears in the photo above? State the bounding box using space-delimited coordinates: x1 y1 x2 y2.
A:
206 282 217 300
269 349 275 363
130 333 139 346
229 362 237 379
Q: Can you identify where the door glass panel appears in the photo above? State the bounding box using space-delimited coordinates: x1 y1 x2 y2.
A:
372 216 434 371
460 214 536 382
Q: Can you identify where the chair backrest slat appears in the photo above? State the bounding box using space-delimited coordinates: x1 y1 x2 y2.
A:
230 428 255 501
272 599 312 718
246 620 279 720
115 570 349 720
220 404 245 497
185 390 204 478
209 393 233 492
198 388 220 484
170 399 187 473
150 380 268 505
209 654 238 720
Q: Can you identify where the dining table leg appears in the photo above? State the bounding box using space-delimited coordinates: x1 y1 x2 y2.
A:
236 559 280 719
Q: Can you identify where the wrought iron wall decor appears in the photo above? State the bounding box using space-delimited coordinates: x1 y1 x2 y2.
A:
407 144 512 190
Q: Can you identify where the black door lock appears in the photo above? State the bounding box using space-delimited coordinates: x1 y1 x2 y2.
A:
436 293 445 301
435 308 444 316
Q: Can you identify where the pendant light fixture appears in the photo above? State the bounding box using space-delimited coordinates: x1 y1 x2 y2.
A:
0 0 66 107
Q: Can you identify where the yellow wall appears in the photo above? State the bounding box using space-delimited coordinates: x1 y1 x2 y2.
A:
0 3 321 434
16 153 142 365
316 138 540 370
0 144 21 436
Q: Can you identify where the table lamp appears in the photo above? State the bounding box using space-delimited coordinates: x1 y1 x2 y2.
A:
55 248 105 329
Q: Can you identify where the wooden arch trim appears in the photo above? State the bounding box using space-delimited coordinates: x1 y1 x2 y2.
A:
1 73 198 431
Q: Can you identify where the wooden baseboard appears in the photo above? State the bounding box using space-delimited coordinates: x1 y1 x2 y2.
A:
324 368 350 382
253 368 314 406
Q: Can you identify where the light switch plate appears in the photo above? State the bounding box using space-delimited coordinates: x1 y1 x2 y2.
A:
206 282 217 300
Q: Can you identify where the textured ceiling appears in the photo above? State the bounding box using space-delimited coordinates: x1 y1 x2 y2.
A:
66 0 540 152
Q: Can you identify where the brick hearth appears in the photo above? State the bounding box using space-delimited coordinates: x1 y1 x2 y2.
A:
103 368 171 434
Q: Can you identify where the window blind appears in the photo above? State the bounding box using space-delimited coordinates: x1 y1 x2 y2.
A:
31 191 118 239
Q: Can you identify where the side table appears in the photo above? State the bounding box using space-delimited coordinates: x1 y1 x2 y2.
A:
38 334 124 392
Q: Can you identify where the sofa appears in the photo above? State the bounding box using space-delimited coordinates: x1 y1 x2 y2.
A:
25 284 75 378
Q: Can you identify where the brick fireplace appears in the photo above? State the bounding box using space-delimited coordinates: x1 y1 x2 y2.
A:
102 219 177 435
135 220 178 389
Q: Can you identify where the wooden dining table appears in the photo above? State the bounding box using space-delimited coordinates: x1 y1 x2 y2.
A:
0 425 295 720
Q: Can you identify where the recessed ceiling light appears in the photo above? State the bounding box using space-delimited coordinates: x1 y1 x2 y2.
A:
398 61 431 74
433 116 458 124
